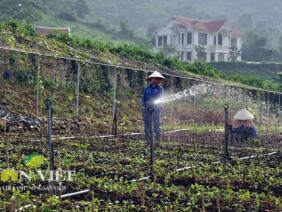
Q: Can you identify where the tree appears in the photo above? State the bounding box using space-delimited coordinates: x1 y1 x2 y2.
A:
229 46 241 61
162 45 176 57
0 0 43 22
242 31 268 62
119 21 135 39
237 13 253 30
195 45 206 62
75 0 90 19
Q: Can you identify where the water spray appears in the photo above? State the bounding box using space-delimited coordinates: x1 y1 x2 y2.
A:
153 83 216 105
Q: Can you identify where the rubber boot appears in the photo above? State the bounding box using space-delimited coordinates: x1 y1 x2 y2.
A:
156 133 161 143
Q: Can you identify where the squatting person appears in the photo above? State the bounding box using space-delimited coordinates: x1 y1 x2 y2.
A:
141 71 165 142
231 108 258 141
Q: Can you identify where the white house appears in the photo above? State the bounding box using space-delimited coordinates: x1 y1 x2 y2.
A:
153 16 243 62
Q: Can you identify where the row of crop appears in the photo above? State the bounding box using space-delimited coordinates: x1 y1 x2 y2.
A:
0 132 281 210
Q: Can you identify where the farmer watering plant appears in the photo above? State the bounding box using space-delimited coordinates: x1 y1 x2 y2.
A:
231 108 258 142
141 71 165 142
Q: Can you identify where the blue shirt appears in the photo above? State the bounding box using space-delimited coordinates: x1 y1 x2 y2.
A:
141 85 164 105
231 126 258 140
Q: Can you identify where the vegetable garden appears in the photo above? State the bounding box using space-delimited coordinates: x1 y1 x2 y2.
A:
0 47 281 211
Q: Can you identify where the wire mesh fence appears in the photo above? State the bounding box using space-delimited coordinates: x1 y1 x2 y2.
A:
0 47 281 210
0 46 281 138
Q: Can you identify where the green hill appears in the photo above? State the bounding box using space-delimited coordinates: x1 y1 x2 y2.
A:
209 61 282 84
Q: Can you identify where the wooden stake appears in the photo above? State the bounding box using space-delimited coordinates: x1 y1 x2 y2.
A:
6 137 10 168
10 198 15 212
15 196 20 212
216 191 221 212
91 191 95 212
164 175 168 194
153 173 157 192
141 182 145 207
242 166 247 184
116 148 120 172
190 163 196 183
95 140 99 158
146 146 150 169
35 199 40 212
201 190 206 212
82 148 86 166
167 202 172 212
136 168 140 183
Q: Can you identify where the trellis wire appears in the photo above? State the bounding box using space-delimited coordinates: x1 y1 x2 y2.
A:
0 45 282 123
0 45 281 94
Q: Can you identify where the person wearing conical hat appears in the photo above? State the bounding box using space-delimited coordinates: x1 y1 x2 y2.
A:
231 108 258 142
141 71 165 142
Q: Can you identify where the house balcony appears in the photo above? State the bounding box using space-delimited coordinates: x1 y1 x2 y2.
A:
209 45 230 51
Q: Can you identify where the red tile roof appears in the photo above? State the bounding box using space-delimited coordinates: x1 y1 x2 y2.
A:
231 29 243 36
173 16 242 36
35 27 70 36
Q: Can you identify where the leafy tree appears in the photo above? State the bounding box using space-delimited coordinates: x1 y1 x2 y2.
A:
236 13 253 30
119 21 135 40
75 0 90 19
162 45 176 57
0 0 43 22
242 31 268 62
229 46 241 61
195 45 206 62
259 48 274 62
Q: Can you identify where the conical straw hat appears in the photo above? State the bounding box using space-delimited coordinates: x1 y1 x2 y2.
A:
146 71 165 81
234 108 254 120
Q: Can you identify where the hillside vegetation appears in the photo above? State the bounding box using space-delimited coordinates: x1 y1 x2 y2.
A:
1 1 282 50
0 21 281 93
209 62 282 85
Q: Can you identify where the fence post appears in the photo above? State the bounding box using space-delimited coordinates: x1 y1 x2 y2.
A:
76 62 80 116
267 92 270 114
36 55 40 117
44 98 55 196
112 68 117 118
223 104 230 160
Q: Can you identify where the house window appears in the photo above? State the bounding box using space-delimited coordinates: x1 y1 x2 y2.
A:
173 35 176 44
214 35 216 45
231 37 237 48
170 36 173 45
181 34 184 44
218 53 225 61
186 51 192 62
198 33 207 45
180 51 184 60
158 36 162 46
218 34 222 45
187 33 192 44
179 34 181 44
210 53 215 61
164 36 167 46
